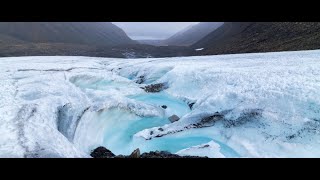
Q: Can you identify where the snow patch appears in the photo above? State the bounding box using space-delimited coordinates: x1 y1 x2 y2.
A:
176 141 225 158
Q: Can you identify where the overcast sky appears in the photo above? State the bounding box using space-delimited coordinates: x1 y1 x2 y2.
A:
113 22 199 40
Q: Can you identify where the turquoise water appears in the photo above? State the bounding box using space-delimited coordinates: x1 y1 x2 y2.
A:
102 117 214 155
101 92 194 155
73 76 240 157
213 140 241 158
102 116 170 154
98 92 241 157
136 136 213 153
102 116 240 157
101 112 214 155
100 92 209 155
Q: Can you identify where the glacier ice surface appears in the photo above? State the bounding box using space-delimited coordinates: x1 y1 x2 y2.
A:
1 50 320 157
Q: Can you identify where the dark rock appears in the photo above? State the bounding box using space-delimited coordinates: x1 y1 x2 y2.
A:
223 109 263 128
196 112 224 127
129 148 140 158
287 134 296 140
188 102 195 110
140 151 207 158
161 105 167 109
168 115 180 123
114 155 128 158
135 76 145 84
150 109 264 140
90 146 115 158
141 83 167 93
91 146 207 158
200 144 210 148
285 120 320 140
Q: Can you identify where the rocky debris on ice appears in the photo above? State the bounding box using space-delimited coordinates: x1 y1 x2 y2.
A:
193 112 224 128
141 83 167 93
286 120 320 140
90 147 207 158
140 151 206 158
129 148 140 158
135 75 145 84
168 115 180 123
223 108 263 128
136 109 264 140
90 146 116 158
192 109 263 128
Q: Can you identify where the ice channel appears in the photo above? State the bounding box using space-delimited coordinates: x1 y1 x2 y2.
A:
71 74 240 157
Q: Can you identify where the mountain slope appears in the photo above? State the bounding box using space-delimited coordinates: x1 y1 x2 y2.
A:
0 22 136 46
193 22 320 55
164 22 224 46
0 23 195 58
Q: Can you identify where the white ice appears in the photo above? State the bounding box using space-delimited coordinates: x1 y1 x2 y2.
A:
0 50 320 158
176 141 225 158
195 48 204 51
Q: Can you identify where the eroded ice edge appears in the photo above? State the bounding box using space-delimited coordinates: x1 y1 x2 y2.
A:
0 50 320 158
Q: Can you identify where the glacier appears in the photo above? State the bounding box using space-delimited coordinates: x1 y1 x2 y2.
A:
0 50 320 158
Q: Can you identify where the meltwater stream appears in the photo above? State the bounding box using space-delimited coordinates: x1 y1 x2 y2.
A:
71 74 240 157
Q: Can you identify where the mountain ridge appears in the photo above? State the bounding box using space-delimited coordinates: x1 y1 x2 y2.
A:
0 22 136 46
164 22 224 46
193 22 320 55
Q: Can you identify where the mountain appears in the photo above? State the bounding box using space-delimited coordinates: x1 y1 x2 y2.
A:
0 22 194 58
0 22 136 46
2 22 319 58
193 22 320 55
163 22 224 46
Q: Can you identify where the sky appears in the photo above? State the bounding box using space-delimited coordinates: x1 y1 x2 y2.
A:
113 22 199 40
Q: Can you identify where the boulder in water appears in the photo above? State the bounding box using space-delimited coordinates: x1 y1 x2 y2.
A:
161 105 167 109
168 115 180 123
